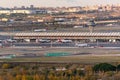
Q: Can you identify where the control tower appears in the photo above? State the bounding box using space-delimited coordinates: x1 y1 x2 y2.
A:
87 19 96 33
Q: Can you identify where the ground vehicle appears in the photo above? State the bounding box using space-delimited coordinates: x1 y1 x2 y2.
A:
76 43 88 47
39 39 51 43
56 39 72 43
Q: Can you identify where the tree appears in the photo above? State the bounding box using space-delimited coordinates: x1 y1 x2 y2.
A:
0 75 3 80
117 64 120 71
7 73 15 80
93 63 116 72
22 75 27 80
26 75 33 80
65 64 70 69
15 74 22 80
2 63 12 69
33 74 41 80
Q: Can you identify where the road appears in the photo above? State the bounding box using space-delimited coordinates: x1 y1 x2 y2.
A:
12 42 120 48
88 43 120 47
13 43 75 47
0 35 120 48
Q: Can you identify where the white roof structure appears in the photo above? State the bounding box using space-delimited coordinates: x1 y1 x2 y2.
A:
0 32 120 39
14 32 120 37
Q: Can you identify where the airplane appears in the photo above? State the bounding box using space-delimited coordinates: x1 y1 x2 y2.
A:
56 39 72 43
75 43 88 47
6 39 17 43
0 40 3 43
39 39 51 43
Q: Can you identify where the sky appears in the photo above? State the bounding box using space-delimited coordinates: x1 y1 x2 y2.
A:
0 0 119 8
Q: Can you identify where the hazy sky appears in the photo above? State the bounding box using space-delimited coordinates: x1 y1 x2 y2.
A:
0 0 119 8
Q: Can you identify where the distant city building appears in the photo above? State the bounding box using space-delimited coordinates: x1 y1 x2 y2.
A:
67 7 78 12
13 10 34 14
21 6 25 9
0 10 10 14
1 18 8 21
30 5 34 9
0 4 119 15
13 6 18 9
0 9 47 14
35 9 47 14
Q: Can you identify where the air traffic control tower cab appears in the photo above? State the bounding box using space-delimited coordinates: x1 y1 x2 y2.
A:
87 19 96 33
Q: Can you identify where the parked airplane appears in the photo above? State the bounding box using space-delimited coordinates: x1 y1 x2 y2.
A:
75 43 88 47
0 40 3 43
39 39 51 43
56 39 72 43
6 39 17 43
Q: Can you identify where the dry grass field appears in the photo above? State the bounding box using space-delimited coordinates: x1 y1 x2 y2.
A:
0 47 120 63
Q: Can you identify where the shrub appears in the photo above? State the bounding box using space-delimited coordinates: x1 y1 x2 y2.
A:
93 63 116 72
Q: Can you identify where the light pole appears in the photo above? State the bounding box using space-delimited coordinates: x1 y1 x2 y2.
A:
50 40 52 48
